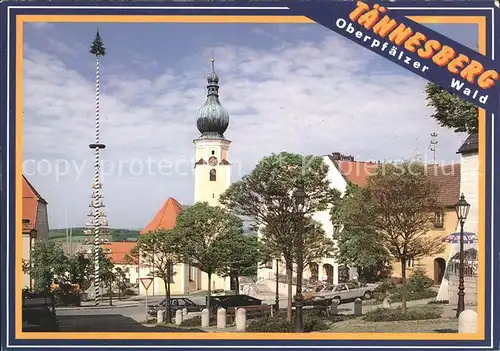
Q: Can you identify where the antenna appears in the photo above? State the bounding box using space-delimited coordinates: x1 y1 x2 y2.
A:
429 133 438 164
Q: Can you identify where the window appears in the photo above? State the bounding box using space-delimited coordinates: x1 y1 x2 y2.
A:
211 150 215 155
209 169 216 181
135 267 139 273
434 211 444 228
188 264 195 282
407 256 414 268
265 260 273 269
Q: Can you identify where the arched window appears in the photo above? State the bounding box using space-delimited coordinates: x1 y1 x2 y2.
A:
210 169 216 181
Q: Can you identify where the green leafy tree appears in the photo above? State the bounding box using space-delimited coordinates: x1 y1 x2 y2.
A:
220 152 340 321
425 82 478 134
127 229 179 321
339 162 444 313
67 252 92 291
331 185 390 282
216 234 268 294
25 240 68 293
174 202 243 317
114 267 128 299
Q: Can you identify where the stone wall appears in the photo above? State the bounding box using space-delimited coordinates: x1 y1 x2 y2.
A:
448 275 478 305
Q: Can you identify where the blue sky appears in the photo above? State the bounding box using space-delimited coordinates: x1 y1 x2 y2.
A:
22 22 478 229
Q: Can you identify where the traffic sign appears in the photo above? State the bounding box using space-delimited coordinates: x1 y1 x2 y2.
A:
139 277 153 290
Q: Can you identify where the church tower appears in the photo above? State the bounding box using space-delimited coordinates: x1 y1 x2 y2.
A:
193 58 231 206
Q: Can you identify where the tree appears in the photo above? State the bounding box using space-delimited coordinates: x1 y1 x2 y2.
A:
220 152 340 321
128 229 179 321
67 252 92 292
114 267 127 300
339 162 444 313
425 82 478 134
216 234 268 294
331 185 390 282
174 202 243 317
25 240 68 293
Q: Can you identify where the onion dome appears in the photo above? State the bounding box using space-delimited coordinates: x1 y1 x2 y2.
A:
196 57 229 139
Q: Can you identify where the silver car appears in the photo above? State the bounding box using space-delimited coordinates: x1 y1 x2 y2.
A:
314 282 375 305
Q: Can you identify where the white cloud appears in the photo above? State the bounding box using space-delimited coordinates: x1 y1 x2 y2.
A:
22 29 466 230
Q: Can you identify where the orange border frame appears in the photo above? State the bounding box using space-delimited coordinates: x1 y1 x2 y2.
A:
15 14 487 341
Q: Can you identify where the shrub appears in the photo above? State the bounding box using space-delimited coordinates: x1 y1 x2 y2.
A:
247 315 294 332
246 311 331 333
364 307 441 322
407 269 434 293
390 288 437 302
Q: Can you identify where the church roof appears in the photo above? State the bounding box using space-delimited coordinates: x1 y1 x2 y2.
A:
140 197 183 234
196 57 229 140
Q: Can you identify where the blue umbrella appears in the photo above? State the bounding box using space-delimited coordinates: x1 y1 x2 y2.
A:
442 232 477 244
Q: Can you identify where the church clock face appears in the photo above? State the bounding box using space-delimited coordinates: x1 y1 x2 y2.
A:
208 156 218 166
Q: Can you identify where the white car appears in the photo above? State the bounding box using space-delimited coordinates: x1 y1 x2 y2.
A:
314 282 376 305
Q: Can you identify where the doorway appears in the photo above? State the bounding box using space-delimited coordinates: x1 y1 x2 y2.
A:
434 258 446 285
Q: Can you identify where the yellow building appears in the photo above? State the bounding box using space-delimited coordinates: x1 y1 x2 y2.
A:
391 163 460 285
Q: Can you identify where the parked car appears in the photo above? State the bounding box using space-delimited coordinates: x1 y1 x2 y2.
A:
148 297 204 316
314 282 376 305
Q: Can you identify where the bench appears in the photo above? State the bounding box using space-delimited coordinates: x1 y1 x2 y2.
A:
226 304 273 319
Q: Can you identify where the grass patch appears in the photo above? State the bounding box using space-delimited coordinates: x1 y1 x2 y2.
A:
364 307 442 322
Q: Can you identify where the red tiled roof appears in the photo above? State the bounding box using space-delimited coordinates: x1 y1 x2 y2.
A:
140 197 183 234
427 163 461 206
334 160 379 187
106 242 137 264
22 175 47 233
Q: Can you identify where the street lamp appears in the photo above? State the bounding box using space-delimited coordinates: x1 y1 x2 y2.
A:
293 182 307 333
454 193 470 318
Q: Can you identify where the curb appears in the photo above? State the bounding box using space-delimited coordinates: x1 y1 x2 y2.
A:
57 302 141 311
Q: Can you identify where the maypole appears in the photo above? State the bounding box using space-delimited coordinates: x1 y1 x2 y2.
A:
87 30 108 306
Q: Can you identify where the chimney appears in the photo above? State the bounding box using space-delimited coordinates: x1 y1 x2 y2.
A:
331 152 342 160
331 152 355 162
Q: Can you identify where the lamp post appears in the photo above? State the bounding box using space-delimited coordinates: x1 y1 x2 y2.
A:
293 183 307 333
275 258 280 312
454 193 470 318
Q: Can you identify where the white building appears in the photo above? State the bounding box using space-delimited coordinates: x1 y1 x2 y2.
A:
256 152 379 290
437 134 479 302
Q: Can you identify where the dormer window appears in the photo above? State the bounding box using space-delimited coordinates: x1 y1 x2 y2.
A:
209 169 216 181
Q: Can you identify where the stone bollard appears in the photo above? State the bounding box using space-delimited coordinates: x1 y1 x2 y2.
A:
182 307 188 316
175 310 183 326
235 308 246 332
201 309 210 328
458 310 478 333
217 308 227 329
329 300 338 315
157 310 164 324
353 298 363 316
